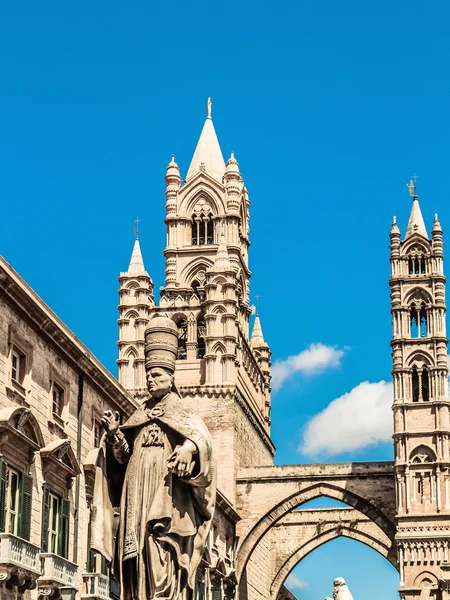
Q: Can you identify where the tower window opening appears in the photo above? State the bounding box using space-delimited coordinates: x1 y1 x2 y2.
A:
417 476 422 496
197 318 206 359
176 319 188 360
422 367 430 401
412 366 419 402
206 213 214 244
408 258 414 275
419 302 428 337
421 257 426 274
414 258 420 274
192 216 200 245
410 303 419 338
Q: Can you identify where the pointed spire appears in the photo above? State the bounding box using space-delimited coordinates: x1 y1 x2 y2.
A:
213 230 232 271
405 195 428 239
390 215 400 236
250 314 266 348
128 238 146 274
186 99 226 182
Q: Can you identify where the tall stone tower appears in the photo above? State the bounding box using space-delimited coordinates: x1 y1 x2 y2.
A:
390 181 449 598
117 100 274 502
117 237 154 400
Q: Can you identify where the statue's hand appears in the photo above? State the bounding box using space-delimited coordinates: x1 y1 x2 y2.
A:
167 441 196 478
101 410 120 435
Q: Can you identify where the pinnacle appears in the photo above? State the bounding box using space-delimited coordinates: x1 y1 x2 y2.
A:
186 110 226 183
405 196 428 239
128 238 146 274
250 314 266 347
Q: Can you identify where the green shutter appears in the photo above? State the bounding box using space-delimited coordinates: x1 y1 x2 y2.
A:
59 498 70 559
41 485 50 552
18 474 33 541
0 459 7 533
196 580 205 600
212 586 222 600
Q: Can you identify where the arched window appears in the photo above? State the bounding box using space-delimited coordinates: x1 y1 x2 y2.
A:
421 257 426 274
191 212 215 246
410 303 419 338
197 318 206 359
419 302 428 337
411 365 430 402
414 258 420 274
177 319 187 360
422 367 430 401
412 366 419 402
408 258 413 275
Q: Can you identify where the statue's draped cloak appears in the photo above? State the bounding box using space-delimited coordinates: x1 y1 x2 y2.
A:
91 392 216 597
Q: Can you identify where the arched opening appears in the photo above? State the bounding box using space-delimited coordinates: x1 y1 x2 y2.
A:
282 536 399 600
421 257 426 274
197 318 206 359
176 319 188 360
412 366 419 402
408 257 414 275
411 366 429 402
410 303 419 338
419 302 428 337
191 212 215 245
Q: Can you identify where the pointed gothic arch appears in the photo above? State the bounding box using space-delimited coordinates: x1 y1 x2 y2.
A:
180 259 214 289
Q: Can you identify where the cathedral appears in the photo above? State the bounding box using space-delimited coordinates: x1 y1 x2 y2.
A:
0 101 448 600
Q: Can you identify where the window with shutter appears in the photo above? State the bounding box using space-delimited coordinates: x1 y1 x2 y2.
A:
41 485 50 553
18 474 33 541
212 586 222 600
0 459 7 533
59 498 70 559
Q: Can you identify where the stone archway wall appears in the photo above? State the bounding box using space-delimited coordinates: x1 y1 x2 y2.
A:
270 508 397 600
236 461 396 600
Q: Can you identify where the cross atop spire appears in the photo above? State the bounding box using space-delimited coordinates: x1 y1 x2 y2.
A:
405 178 428 239
407 174 419 197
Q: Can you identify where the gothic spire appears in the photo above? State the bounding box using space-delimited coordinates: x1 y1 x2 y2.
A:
186 98 226 183
250 314 266 348
128 238 146 274
405 195 428 239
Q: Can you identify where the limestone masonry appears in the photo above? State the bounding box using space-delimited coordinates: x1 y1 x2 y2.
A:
0 104 448 599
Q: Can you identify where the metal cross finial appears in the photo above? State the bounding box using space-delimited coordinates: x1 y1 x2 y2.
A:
207 97 212 119
134 218 141 239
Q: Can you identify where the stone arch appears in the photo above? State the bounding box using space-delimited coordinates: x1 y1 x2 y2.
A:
404 287 433 306
180 182 226 217
0 406 45 450
237 480 396 579
410 444 436 463
124 310 139 319
126 281 139 289
406 351 434 367
179 259 214 288
270 523 397 599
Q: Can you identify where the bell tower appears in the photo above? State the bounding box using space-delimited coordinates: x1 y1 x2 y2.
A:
390 180 449 598
154 99 274 501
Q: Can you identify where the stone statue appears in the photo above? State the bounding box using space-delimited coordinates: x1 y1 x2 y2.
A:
91 316 216 600
332 577 354 600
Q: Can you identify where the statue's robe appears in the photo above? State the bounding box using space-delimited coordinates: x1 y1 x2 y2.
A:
91 392 216 600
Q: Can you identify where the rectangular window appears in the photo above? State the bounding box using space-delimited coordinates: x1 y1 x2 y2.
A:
5 466 20 536
94 421 101 448
48 492 61 554
11 348 26 386
42 487 70 558
52 383 64 417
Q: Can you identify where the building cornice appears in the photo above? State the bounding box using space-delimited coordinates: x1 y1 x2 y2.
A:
0 256 137 417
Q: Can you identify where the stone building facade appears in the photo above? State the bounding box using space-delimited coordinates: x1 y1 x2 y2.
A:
0 102 449 600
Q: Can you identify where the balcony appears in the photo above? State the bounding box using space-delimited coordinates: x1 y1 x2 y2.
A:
81 573 110 599
38 553 78 596
0 532 41 586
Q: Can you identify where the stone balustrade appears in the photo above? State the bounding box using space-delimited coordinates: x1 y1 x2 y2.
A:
38 553 78 595
0 532 41 587
81 572 110 599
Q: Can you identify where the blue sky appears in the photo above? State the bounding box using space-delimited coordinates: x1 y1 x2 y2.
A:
1 2 450 598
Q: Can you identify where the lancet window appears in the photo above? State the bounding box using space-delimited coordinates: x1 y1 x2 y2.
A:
191 212 214 245
407 255 427 275
410 302 428 338
197 318 206 359
177 319 188 360
411 365 430 402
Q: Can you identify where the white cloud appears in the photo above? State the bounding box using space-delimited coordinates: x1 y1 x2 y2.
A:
272 343 345 391
301 381 393 457
285 573 308 590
